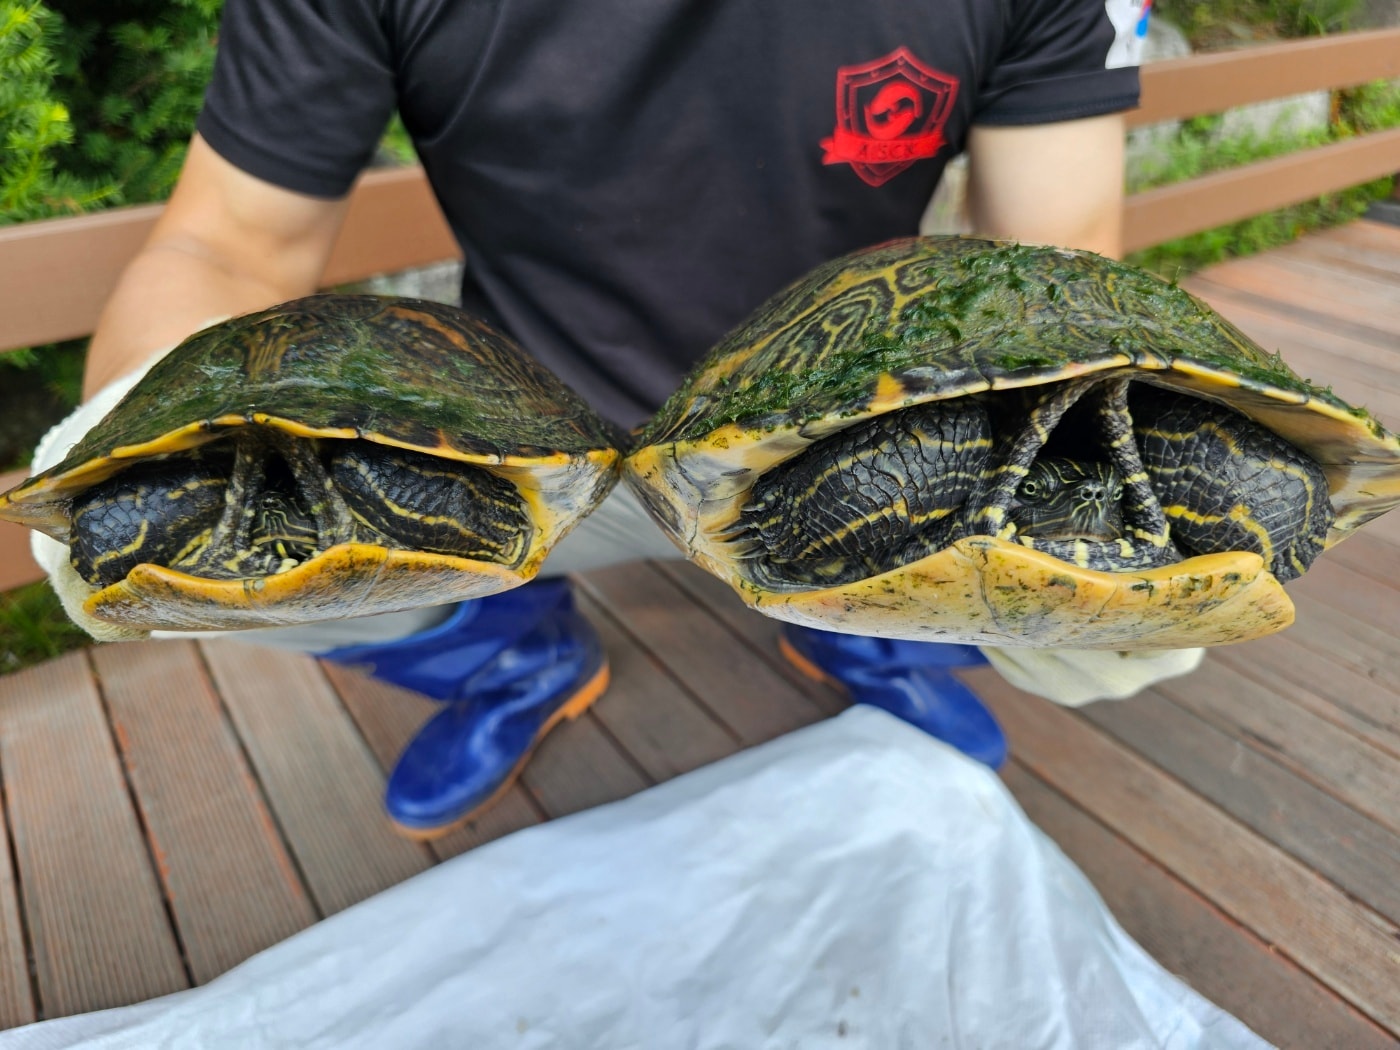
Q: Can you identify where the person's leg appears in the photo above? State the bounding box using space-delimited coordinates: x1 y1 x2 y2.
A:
779 627 1006 768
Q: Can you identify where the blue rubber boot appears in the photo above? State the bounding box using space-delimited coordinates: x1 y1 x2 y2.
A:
780 624 1007 769
319 580 608 837
317 580 585 701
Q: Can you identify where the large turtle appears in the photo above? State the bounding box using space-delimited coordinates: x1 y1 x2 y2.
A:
625 237 1400 650
0 295 621 638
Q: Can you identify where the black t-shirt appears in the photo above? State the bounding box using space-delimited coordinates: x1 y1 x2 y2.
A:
198 0 1141 428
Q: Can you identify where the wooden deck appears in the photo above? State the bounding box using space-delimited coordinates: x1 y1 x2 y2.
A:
1 220 1399 1045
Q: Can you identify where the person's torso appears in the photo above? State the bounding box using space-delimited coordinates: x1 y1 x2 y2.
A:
393 1 1019 427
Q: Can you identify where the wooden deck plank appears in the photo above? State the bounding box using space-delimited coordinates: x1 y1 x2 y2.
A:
1192 253 1400 333
319 662 544 860
575 589 741 782
90 642 317 983
1294 558 1400 664
1315 218 1400 256
521 712 652 819
1149 655 1400 840
970 667 1400 1035
1210 245 1400 307
654 561 850 718
0 653 186 1017
1003 766 1396 1050
198 642 434 916
578 562 829 744
1269 586 1400 705
1327 530 1400 591
1078 683 1400 925
0 735 35 1029
1283 228 1400 281
1185 270 1400 350
1353 501 1400 548
1213 630 1400 760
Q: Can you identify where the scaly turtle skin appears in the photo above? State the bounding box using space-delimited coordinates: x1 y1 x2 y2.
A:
625 237 1400 650
0 295 622 635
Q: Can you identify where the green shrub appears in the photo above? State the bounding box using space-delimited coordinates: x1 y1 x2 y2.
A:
47 0 221 208
0 1 113 222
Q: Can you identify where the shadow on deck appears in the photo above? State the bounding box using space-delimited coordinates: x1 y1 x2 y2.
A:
0 220 1398 1046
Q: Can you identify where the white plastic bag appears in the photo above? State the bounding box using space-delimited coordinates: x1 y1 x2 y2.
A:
2 707 1268 1050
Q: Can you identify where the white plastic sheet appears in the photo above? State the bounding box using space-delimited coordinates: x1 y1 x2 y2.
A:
4 708 1270 1049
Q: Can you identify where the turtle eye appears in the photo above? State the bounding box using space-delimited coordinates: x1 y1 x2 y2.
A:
1018 478 1040 499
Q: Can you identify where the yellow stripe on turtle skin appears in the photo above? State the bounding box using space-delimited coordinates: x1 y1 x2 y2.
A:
336 456 528 560
746 431 990 541
86 518 151 578
783 504 960 564
171 527 214 569
1225 504 1278 562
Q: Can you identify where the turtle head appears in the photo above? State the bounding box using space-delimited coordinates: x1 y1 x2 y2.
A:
1008 458 1124 542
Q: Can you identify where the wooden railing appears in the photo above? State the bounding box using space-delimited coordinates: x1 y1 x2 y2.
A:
1 26 1398 591
1123 27 1400 251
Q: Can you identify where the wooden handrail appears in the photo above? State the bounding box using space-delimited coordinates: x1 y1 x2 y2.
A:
0 166 458 354
1130 27 1400 127
1124 126 1400 253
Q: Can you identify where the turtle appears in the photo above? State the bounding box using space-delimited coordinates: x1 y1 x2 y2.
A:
0 295 622 638
624 237 1400 650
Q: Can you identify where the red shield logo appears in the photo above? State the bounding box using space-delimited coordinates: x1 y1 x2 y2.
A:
820 47 959 187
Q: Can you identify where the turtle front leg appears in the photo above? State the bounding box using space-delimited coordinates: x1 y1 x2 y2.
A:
1096 377 1178 562
1131 385 1334 582
176 435 266 577
972 377 1181 572
964 376 1101 538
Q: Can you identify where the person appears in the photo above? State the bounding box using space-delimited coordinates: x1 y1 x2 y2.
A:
51 0 1189 838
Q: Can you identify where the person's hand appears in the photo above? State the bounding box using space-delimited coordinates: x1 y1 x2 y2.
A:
979 644 1205 706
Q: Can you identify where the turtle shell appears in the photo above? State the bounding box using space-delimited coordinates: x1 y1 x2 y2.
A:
1 295 622 634
625 237 1400 650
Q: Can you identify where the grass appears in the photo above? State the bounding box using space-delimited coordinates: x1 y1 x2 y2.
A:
0 580 91 677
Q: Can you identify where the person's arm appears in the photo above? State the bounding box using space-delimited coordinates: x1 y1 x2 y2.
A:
964 112 1125 259
83 134 351 398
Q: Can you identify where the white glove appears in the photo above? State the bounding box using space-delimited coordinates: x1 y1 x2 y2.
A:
28 339 211 642
979 644 1205 707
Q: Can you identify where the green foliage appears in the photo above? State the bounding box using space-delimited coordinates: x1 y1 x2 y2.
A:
378 113 419 166
0 581 91 675
0 340 85 471
1156 0 1360 45
50 0 222 207
1128 79 1400 278
1270 0 1360 36
0 1 113 221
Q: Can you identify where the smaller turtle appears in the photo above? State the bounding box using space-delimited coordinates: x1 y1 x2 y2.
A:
625 237 1400 650
0 295 622 637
